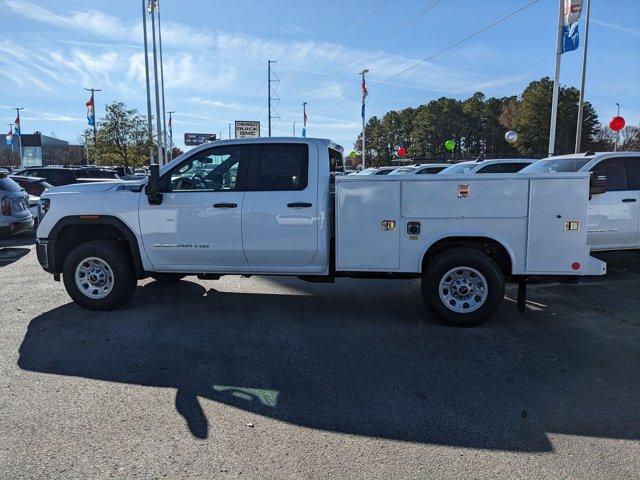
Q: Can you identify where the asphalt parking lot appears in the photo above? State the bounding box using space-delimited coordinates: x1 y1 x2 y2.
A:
1 232 639 479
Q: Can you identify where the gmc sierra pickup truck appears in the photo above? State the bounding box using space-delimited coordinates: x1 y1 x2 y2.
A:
36 138 606 327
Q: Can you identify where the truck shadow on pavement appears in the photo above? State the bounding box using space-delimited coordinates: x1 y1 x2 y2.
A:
17 276 640 452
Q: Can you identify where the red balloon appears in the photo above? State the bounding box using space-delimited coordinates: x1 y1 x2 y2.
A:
609 116 626 132
398 147 407 157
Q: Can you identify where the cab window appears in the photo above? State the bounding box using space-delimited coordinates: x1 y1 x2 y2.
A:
624 157 640 190
250 144 309 191
168 145 246 191
591 158 629 191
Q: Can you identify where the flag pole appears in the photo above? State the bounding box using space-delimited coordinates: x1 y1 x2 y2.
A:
157 0 168 165
167 110 175 162
142 0 154 166
302 102 307 138
574 0 590 153
7 123 14 160
149 1 164 168
548 0 564 157
14 107 24 167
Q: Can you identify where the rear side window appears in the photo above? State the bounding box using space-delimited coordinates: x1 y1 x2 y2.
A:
477 164 501 173
254 144 308 191
329 148 343 173
625 157 640 190
501 163 530 173
591 158 629 191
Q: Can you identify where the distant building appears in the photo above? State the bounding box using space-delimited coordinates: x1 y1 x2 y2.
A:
0 132 86 167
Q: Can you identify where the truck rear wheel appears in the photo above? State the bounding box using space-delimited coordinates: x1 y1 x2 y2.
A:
62 240 137 311
422 248 504 327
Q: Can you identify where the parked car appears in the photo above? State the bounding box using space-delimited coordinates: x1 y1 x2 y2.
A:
389 163 452 175
11 167 119 187
10 176 54 224
521 151 640 251
438 158 536 175
356 167 398 176
35 138 604 326
0 173 33 238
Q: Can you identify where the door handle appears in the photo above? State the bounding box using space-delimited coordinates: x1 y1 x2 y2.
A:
622 198 637 203
213 202 238 208
287 202 312 208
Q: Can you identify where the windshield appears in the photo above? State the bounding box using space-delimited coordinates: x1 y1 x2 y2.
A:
438 163 475 175
388 167 415 175
520 158 591 173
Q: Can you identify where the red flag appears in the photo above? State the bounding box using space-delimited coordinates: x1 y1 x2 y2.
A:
14 115 20 125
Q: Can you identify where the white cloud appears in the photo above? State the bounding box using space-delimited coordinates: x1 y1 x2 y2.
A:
592 19 640 37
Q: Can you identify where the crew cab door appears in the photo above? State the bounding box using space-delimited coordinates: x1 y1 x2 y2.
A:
241 142 319 267
588 156 640 249
139 144 249 270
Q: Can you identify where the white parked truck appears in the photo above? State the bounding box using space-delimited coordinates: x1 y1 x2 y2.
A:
36 138 606 326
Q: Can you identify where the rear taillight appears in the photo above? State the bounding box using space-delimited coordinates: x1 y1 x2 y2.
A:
1 198 10 216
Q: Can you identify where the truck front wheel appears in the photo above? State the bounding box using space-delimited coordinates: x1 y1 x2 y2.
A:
422 248 505 327
62 240 137 311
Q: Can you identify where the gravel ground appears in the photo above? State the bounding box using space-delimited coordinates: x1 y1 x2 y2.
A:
1 232 639 479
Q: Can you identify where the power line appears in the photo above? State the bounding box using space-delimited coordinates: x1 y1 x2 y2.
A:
372 0 541 88
280 0 389 84
282 0 443 102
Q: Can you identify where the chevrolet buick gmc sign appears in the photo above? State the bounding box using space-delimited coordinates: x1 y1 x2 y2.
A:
184 133 216 146
235 121 260 139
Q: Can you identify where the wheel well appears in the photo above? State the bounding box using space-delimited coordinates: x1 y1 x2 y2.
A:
422 237 513 276
51 219 145 277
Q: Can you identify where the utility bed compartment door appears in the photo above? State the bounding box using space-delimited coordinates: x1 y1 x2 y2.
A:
336 180 400 271
526 177 590 272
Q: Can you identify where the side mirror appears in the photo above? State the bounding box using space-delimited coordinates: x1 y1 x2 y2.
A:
589 173 607 196
145 164 164 205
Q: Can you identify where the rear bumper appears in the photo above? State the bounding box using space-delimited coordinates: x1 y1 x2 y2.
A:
0 218 34 237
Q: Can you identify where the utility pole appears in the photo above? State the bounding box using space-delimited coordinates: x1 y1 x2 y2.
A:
14 107 24 167
575 0 591 154
142 0 154 166
228 123 232 139
359 69 369 170
84 88 101 164
268 60 277 137
156 0 168 164
548 0 564 157
167 110 175 162
149 0 164 166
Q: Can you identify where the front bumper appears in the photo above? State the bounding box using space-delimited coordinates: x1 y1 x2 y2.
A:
0 218 34 237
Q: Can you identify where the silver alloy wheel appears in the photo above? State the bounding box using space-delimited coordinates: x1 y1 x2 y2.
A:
74 257 115 300
438 266 488 314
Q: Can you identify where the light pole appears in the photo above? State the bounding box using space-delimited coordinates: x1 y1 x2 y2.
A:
293 120 296 137
359 69 369 170
167 110 175 161
228 123 232 139
14 107 24 167
142 0 154 166
84 88 101 163
156 0 168 164
149 0 164 166
615 103 621 152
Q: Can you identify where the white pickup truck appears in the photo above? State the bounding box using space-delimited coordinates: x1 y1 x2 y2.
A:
521 151 640 251
36 138 605 327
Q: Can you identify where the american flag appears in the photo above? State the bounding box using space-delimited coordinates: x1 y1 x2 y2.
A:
361 76 368 119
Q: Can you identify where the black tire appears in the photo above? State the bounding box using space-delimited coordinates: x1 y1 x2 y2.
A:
151 273 186 282
422 248 505 327
62 240 137 311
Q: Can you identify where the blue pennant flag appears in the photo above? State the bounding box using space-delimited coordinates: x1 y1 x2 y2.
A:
561 0 582 54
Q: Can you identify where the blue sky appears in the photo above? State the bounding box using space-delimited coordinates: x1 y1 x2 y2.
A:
0 0 638 151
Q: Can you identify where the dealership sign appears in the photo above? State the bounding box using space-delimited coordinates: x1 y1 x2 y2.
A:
235 121 260 139
184 133 216 146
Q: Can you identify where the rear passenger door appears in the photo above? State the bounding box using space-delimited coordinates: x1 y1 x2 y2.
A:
588 157 639 249
242 143 319 267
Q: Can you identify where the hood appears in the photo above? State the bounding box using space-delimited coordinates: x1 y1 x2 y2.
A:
42 179 145 198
